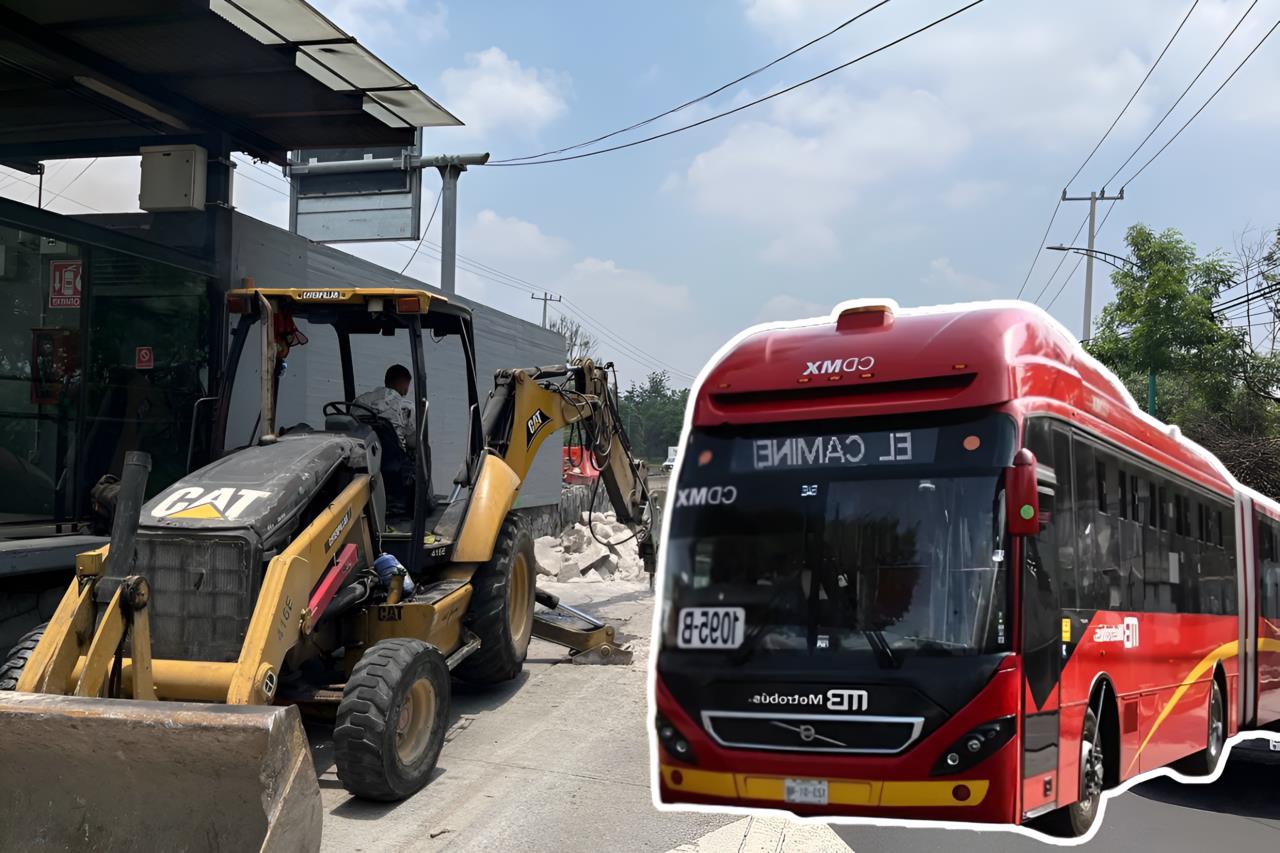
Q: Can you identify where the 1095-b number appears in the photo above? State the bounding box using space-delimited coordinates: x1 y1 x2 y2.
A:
677 607 745 649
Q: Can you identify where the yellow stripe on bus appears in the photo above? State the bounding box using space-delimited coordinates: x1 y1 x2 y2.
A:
660 765 988 807
1126 641 1237 775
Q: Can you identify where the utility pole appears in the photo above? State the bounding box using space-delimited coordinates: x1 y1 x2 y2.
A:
1061 188 1124 341
530 292 562 328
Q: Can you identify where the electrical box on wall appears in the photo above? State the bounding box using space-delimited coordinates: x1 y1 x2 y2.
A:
139 144 207 212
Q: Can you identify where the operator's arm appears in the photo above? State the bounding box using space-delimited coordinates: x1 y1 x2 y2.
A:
400 396 418 450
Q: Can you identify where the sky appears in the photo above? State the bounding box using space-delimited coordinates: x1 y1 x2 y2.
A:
5 0 1280 387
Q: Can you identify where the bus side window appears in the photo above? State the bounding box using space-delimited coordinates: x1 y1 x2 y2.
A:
1071 436 1098 611
1023 418 1073 608
1263 520 1280 619
1144 479 1175 612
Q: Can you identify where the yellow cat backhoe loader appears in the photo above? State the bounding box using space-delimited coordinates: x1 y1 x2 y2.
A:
0 285 657 852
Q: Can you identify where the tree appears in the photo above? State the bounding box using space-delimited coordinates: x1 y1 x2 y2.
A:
1088 224 1280 494
618 371 689 462
549 314 598 362
1088 224 1238 414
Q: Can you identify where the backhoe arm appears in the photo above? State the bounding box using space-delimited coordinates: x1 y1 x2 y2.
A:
478 358 658 576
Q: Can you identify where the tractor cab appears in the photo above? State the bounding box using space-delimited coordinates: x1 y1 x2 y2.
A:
216 285 484 578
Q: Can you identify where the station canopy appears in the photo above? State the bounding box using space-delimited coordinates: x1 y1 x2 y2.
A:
0 0 461 170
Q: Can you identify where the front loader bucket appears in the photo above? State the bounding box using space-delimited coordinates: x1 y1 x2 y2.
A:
0 693 322 852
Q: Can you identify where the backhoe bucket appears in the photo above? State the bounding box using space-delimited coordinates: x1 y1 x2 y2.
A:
0 693 322 852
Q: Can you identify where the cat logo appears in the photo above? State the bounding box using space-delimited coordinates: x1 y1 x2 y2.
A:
526 408 551 446
151 486 271 521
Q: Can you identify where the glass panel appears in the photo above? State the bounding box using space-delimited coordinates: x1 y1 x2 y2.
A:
0 226 82 524
663 411 1016 662
80 251 211 503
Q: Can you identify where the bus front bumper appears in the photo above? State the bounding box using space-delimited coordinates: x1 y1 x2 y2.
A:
657 764 1007 821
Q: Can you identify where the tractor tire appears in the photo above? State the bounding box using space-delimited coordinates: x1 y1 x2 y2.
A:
1040 707 1104 838
455 516 536 685
1178 678 1226 776
334 638 451 802
0 622 46 691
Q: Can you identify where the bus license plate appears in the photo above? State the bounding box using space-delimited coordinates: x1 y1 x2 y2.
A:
677 607 746 649
1270 740 1280 752
784 778 829 805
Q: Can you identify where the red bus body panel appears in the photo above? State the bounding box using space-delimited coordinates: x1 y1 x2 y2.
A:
659 300 1280 828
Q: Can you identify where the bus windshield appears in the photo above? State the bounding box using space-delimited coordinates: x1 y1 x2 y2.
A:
661 411 1016 664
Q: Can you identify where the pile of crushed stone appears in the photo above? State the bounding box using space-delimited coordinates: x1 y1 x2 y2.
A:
534 511 647 583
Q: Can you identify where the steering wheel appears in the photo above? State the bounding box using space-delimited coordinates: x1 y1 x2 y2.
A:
324 401 382 424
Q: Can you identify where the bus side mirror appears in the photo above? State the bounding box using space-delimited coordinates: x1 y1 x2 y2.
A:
1007 448 1039 537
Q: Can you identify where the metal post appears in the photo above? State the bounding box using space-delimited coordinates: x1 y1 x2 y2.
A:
1083 192 1097 342
531 292 562 327
1061 188 1124 340
438 164 461 295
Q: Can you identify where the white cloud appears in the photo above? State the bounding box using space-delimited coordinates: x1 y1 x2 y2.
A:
943 179 1004 209
736 0 1280 153
922 257 996 297
313 0 447 45
741 0 855 35
449 210 711 385
469 209 570 263
754 294 827 323
440 48 568 139
566 257 691 312
680 86 968 264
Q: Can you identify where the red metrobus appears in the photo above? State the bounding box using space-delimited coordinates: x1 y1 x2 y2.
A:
652 300 1280 836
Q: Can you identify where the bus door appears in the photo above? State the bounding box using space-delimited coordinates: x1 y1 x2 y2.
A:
1020 420 1070 818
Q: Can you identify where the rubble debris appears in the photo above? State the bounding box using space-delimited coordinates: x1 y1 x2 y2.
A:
532 512 647 584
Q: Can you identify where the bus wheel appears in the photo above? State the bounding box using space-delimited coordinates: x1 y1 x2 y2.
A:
1043 708 1103 838
1179 678 1225 776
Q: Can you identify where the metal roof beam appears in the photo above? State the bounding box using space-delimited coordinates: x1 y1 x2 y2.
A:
0 5 286 162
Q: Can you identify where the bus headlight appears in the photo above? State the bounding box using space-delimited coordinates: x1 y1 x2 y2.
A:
931 716 1015 776
656 714 698 765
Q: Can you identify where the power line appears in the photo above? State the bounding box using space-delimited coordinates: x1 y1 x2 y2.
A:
492 0 896 164
1064 0 1200 191
1015 198 1061 299
396 236 697 377
221 153 695 380
46 158 98 208
397 240 696 380
398 185 443 274
1120 15 1280 189
1104 0 1260 189
1045 201 1119 310
1019 0 1197 299
233 164 291 198
484 0 989 167
1032 209 1091 305
0 169 103 212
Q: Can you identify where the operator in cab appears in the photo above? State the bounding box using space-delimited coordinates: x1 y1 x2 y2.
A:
354 364 417 451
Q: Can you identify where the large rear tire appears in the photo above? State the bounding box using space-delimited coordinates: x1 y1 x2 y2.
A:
455 516 536 684
334 638 451 802
1179 678 1226 776
1040 707 1104 838
0 622 46 691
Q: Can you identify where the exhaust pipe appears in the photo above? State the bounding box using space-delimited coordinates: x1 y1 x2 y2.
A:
102 450 150 579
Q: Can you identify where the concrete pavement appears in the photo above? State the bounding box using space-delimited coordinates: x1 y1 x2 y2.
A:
312 575 1279 852
835 751 1280 851
316 580 732 853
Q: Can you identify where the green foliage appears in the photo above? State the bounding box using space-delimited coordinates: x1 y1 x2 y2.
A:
1089 225 1237 381
618 371 689 462
1086 224 1280 494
